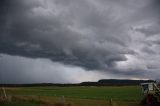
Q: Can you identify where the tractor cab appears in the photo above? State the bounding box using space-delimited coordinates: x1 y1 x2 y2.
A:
141 83 160 95
140 83 160 105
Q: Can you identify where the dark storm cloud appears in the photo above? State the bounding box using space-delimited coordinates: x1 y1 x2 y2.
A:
0 0 133 71
0 0 160 81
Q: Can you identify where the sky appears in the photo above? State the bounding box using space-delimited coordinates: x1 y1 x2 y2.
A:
0 0 160 84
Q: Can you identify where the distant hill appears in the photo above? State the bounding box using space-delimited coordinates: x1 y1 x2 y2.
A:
80 79 156 86
0 79 156 87
98 79 156 85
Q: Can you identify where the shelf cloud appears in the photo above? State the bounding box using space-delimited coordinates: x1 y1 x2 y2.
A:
0 0 160 83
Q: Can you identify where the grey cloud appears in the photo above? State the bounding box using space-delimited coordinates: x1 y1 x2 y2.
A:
0 54 115 84
0 0 133 72
134 24 160 36
0 54 78 83
152 40 160 45
1 0 160 82
141 46 156 54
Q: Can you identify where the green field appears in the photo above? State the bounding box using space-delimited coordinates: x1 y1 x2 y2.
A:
0 102 38 106
0 86 143 106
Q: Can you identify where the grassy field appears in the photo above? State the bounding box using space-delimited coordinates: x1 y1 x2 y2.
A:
0 86 143 106
0 102 38 106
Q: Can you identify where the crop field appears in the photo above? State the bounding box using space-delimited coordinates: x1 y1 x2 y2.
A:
0 86 143 106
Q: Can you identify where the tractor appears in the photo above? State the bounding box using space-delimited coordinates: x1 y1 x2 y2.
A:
140 82 160 106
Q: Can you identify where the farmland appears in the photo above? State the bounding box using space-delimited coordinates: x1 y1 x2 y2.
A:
0 86 143 106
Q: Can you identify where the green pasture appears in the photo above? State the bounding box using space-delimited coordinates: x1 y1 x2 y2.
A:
1 86 142 100
0 86 143 106
0 102 38 106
